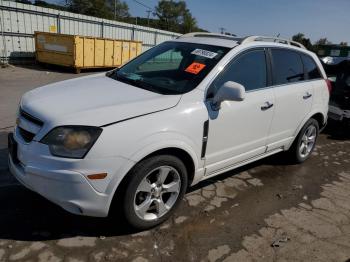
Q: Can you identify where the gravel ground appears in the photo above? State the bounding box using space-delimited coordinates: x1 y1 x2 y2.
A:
0 65 350 262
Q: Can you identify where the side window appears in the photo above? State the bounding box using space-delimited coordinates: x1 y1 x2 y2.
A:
271 49 304 85
301 54 322 80
209 49 267 95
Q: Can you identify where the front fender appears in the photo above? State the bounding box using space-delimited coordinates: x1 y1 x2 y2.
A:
128 131 202 171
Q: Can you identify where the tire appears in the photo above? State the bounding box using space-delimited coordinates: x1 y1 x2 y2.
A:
122 155 188 230
288 118 319 163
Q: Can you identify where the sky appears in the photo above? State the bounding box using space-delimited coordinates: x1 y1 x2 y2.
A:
50 0 350 44
125 0 350 44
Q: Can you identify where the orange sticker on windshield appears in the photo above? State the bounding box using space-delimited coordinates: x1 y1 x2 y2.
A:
185 62 206 75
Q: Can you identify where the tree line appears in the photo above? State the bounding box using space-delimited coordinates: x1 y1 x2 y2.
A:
292 33 348 52
14 0 206 34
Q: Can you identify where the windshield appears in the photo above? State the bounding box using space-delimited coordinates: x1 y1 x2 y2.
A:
108 41 230 95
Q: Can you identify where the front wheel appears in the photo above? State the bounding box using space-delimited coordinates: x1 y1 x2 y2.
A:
122 155 188 229
289 118 319 163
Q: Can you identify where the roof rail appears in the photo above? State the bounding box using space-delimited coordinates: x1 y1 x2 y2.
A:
178 33 306 49
241 36 306 49
178 32 239 41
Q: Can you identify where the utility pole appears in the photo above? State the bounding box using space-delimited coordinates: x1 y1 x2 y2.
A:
133 0 154 27
146 10 151 27
114 0 117 20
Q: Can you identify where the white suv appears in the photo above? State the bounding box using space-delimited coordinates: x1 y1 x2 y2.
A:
8 33 330 229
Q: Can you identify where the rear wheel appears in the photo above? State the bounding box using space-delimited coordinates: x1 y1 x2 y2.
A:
122 155 188 229
288 118 319 163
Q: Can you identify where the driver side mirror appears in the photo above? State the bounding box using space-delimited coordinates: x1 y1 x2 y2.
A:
211 81 246 111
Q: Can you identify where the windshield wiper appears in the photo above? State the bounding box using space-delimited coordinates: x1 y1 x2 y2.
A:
114 74 160 93
106 68 119 77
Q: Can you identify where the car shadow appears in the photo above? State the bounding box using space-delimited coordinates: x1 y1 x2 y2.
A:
323 119 350 140
0 181 138 241
188 152 294 194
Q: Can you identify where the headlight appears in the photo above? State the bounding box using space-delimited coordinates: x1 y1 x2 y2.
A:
41 126 102 158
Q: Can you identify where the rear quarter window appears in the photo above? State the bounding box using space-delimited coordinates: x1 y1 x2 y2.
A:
301 54 322 80
271 49 304 85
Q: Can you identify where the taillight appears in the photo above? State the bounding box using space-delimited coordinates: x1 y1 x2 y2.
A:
325 79 332 93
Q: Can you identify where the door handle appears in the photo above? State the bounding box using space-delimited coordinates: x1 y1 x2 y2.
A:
261 101 273 111
303 92 312 99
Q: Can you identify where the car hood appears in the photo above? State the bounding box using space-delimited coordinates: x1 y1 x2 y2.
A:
20 73 181 127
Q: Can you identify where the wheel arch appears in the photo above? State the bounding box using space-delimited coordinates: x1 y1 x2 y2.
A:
310 112 325 131
295 111 326 137
143 147 196 186
285 111 326 151
108 146 198 215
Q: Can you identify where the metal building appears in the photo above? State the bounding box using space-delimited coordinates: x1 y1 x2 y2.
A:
0 0 180 63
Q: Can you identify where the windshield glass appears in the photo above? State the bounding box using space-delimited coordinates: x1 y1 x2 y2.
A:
108 41 230 95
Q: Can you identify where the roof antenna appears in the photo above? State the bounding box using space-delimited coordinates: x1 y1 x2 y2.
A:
219 27 226 35
274 33 281 42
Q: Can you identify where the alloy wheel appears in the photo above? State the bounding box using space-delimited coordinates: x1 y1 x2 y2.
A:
133 166 181 221
299 125 317 158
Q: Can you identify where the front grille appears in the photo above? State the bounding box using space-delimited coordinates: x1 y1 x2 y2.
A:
20 108 44 127
18 127 35 143
17 108 44 143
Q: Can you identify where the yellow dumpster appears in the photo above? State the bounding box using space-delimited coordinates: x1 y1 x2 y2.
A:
35 32 142 73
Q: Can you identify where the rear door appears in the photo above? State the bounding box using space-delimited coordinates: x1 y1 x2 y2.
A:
267 48 314 150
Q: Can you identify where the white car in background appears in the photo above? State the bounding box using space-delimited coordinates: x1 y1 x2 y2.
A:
8 33 330 229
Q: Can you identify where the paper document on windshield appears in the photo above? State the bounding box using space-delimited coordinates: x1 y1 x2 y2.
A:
191 49 218 59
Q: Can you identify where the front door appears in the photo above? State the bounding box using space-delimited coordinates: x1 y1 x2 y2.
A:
204 48 275 176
